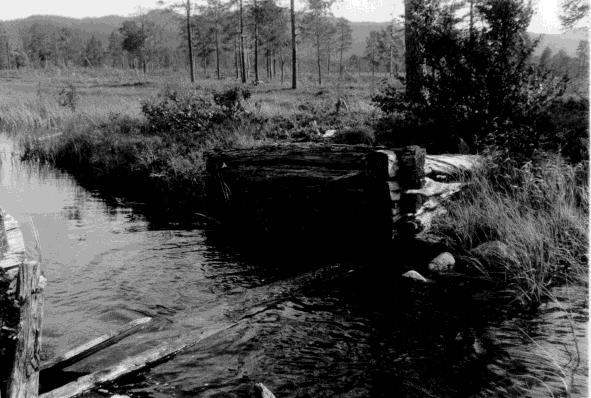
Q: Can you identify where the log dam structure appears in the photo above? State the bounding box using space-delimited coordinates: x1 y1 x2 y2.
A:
205 143 479 248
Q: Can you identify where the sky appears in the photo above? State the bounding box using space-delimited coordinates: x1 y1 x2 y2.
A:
0 0 570 34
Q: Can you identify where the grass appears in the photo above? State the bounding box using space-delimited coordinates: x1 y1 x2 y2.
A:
431 156 588 307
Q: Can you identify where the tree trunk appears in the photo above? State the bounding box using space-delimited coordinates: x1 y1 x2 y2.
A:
254 0 259 82
290 0 297 89
186 0 195 82
316 35 322 85
339 46 343 79
215 27 221 79
239 0 246 83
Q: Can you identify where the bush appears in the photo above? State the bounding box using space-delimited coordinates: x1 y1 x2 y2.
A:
213 86 251 116
141 88 224 135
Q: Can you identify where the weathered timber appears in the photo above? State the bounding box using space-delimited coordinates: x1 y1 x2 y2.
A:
0 210 45 398
425 154 481 180
41 317 152 374
206 144 394 248
7 261 45 398
254 383 276 398
40 324 239 398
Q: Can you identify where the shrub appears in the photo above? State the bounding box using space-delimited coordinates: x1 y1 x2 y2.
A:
141 88 224 135
213 86 251 116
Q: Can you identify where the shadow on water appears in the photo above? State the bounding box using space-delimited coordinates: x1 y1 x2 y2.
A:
0 134 587 397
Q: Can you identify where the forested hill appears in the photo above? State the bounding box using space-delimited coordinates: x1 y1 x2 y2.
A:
2 13 586 57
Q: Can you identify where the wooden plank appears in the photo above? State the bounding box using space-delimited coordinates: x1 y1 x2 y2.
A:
41 317 152 374
40 324 238 398
0 214 26 271
7 261 45 398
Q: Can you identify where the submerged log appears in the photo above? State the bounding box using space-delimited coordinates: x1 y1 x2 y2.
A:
41 317 152 374
40 323 239 398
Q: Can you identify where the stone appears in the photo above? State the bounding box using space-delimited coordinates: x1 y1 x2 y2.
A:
402 270 428 282
428 252 455 272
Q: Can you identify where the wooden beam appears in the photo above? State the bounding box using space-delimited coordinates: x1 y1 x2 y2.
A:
41 317 152 374
7 260 46 398
40 323 238 398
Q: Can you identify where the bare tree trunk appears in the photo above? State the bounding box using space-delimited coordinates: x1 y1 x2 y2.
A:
290 0 297 89
316 35 322 85
339 45 344 79
239 0 246 83
186 0 195 82
254 0 259 82
234 37 239 79
215 27 221 79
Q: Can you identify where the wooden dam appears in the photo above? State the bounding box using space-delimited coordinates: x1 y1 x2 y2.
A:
206 143 477 247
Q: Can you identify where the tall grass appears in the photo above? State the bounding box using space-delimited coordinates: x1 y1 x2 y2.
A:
432 156 588 306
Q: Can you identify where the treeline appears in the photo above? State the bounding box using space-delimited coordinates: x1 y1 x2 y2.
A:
0 1 405 84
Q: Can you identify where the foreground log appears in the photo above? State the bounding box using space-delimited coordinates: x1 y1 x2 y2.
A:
39 323 239 398
41 317 152 374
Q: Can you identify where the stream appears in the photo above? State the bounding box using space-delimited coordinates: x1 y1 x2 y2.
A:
0 134 587 397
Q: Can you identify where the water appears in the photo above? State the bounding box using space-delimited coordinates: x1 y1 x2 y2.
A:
0 134 587 397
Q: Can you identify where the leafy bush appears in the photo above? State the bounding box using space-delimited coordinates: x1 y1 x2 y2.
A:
141 88 224 135
213 86 251 115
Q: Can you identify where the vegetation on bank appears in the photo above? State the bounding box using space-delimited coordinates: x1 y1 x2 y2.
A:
432 157 588 307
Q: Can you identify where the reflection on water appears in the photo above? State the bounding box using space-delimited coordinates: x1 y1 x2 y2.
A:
0 134 586 397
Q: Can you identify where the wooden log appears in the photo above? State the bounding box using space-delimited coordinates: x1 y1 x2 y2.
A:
40 324 238 398
395 146 426 189
7 261 45 398
253 383 276 398
425 154 481 180
206 144 393 248
41 317 152 374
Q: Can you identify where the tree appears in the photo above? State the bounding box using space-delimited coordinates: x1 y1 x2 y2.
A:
119 21 146 69
375 0 565 155
202 0 229 79
290 0 297 88
364 30 380 78
158 0 195 81
335 18 352 78
84 36 104 67
107 30 125 67
576 39 589 77
301 0 335 85
539 45 553 67
404 0 424 101
0 23 9 69
560 0 589 30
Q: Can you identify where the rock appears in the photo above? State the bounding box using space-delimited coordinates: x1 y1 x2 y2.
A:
111 395 131 398
428 252 455 272
402 270 428 282
471 241 518 269
322 129 337 138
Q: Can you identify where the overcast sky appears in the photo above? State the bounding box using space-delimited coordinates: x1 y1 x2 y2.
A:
1 0 566 34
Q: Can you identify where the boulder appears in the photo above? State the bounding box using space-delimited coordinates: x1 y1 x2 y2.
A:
402 270 428 282
428 252 455 273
